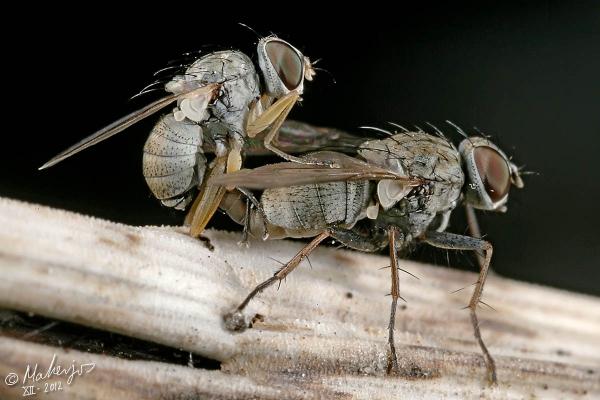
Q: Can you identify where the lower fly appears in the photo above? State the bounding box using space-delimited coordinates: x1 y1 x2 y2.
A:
214 123 524 384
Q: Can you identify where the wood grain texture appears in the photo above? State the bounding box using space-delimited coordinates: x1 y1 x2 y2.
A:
0 197 598 399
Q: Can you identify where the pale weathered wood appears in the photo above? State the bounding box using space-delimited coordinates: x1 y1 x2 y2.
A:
0 197 598 399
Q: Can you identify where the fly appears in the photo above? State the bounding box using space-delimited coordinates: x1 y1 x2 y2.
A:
39 35 318 237
215 123 524 384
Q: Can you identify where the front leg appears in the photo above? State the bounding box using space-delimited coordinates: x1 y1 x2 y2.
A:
246 91 332 166
422 231 497 385
464 204 486 269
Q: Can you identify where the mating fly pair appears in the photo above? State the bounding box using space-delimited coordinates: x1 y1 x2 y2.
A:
40 35 318 237
38 31 526 385
216 123 524 384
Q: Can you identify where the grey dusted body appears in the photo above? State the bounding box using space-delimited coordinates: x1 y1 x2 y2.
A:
261 181 372 239
143 50 260 209
143 115 206 209
353 131 464 250
221 127 522 384
224 131 465 251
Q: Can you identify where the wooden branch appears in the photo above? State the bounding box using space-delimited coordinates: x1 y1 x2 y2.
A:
0 197 598 399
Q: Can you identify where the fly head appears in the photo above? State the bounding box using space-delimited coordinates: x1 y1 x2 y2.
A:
460 137 524 212
257 36 315 98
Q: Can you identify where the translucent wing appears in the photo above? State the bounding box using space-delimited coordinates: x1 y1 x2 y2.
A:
239 120 367 156
212 151 422 189
39 84 218 170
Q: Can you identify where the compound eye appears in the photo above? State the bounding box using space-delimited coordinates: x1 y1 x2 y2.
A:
265 40 303 90
474 146 511 202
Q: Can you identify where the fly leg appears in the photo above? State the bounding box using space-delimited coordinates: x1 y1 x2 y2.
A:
186 137 244 237
224 231 331 331
422 231 497 385
386 227 402 374
185 156 228 237
237 187 268 241
239 198 252 246
246 91 332 166
232 187 268 246
465 204 486 269
219 189 269 244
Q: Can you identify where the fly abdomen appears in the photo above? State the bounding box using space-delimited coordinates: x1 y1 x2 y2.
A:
143 114 206 210
261 181 371 233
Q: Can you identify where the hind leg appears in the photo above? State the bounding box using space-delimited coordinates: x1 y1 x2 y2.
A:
223 231 330 331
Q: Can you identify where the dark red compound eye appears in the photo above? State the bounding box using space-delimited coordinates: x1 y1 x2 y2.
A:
473 146 511 202
265 40 303 90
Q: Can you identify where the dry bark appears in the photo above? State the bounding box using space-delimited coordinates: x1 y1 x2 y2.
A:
0 197 598 399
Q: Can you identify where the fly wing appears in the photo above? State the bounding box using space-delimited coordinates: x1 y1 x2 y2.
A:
212 151 422 189
239 120 367 156
39 84 219 170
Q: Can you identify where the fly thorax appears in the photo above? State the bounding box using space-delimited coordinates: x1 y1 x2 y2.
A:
409 154 439 177
165 50 260 131
361 131 464 184
358 140 412 211
203 122 229 157
373 186 442 239
358 140 406 175
169 51 256 90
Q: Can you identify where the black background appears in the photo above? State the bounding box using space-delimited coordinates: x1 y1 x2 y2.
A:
3 3 599 295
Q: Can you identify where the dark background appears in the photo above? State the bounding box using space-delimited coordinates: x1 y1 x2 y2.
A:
3 3 599 295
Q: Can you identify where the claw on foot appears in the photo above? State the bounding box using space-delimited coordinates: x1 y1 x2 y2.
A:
386 351 399 375
223 310 249 332
198 235 214 251
237 239 250 248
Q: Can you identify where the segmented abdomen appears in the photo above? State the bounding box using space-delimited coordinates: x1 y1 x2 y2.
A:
143 114 206 210
261 181 371 232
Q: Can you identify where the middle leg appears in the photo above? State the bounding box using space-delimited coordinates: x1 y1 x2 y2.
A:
386 227 402 374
